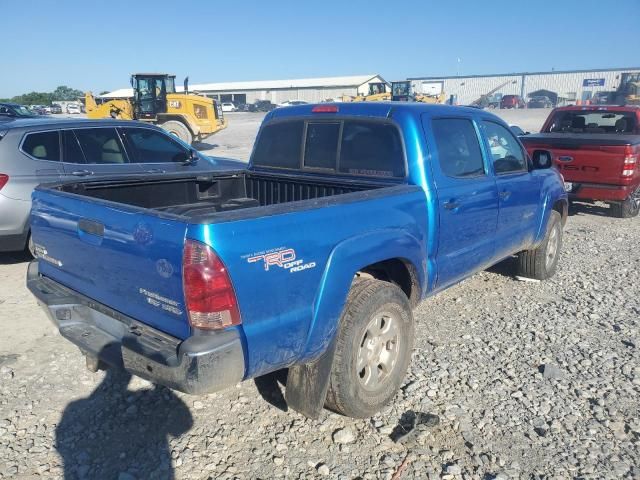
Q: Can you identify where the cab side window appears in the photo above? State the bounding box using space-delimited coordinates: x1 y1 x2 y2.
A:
123 128 190 164
22 132 61 161
481 121 527 174
432 118 484 178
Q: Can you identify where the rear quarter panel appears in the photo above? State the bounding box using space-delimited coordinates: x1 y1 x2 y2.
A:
187 186 429 379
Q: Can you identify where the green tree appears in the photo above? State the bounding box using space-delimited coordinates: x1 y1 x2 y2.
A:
51 85 84 101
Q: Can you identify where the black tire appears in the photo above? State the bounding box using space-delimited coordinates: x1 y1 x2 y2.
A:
160 120 193 144
325 279 414 418
609 192 640 218
517 211 563 280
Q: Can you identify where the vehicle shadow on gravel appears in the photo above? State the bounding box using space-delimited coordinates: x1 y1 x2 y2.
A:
56 361 193 480
254 369 289 412
0 251 31 265
568 201 612 217
193 141 219 151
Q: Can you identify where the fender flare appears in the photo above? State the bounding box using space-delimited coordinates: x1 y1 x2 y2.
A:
301 229 425 363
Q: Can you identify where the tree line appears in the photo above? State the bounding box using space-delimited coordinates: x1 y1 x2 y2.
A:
0 86 86 105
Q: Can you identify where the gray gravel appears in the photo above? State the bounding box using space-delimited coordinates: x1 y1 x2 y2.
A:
0 111 638 479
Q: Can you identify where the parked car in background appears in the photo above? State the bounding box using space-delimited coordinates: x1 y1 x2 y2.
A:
0 103 40 118
251 100 277 112
521 105 640 217
0 118 243 255
26 103 567 419
50 104 63 114
221 102 237 112
592 91 615 105
278 100 309 107
29 106 49 115
500 95 526 109
527 96 553 109
235 103 251 112
66 104 81 114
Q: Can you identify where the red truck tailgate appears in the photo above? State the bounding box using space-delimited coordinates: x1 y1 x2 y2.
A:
522 134 638 185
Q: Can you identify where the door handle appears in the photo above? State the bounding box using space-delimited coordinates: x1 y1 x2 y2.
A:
71 170 93 176
444 201 460 210
146 168 166 174
499 190 512 200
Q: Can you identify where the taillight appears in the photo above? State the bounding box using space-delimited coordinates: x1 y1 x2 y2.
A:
622 145 637 177
183 239 241 330
0 174 8 191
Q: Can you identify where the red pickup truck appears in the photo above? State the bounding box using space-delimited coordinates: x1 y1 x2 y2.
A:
520 105 640 217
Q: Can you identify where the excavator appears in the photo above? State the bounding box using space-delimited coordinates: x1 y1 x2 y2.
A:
390 81 446 104
470 80 517 108
85 73 227 144
341 82 391 102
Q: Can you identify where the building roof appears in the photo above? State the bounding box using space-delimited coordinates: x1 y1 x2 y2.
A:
100 74 385 98
409 67 640 81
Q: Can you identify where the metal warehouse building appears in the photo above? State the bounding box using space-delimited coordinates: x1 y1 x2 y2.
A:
101 74 389 105
409 67 640 106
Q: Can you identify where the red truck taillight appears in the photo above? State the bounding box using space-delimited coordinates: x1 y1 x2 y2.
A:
0 174 8 191
183 239 241 330
622 145 638 177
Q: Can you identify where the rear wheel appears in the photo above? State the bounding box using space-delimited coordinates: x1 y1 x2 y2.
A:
325 279 414 418
517 211 563 280
160 120 193 144
609 190 640 218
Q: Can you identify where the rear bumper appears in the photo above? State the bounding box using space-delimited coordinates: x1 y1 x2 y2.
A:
567 182 637 202
27 261 245 395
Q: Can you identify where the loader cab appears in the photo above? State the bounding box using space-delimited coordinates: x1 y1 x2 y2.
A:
368 82 388 96
391 81 412 102
132 74 176 120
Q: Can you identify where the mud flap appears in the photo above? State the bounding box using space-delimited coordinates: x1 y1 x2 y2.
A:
285 338 337 419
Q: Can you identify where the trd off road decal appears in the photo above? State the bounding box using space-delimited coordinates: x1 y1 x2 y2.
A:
243 247 316 273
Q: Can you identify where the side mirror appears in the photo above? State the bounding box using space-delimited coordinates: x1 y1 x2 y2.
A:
182 149 199 166
532 149 553 169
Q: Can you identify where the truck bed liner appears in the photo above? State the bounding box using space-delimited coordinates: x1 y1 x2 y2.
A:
55 171 388 218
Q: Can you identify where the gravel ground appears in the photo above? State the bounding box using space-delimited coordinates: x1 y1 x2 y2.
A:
0 109 638 479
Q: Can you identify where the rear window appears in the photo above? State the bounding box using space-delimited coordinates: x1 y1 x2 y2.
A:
252 119 405 178
547 110 637 134
22 131 60 161
252 121 303 169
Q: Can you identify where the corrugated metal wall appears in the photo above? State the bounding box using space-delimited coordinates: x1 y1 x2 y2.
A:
199 76 386 105
203 87 359 104
411 69 640 105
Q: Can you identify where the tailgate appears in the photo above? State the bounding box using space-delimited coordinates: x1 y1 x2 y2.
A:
30 188 190 339
522 134 633 185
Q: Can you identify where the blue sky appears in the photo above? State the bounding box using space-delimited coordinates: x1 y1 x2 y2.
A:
3 0 639 97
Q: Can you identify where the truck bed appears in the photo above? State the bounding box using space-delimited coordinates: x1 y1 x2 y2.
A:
55 170 387 220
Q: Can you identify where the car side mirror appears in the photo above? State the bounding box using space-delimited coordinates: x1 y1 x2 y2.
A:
532 149 553 169
182 149 199 166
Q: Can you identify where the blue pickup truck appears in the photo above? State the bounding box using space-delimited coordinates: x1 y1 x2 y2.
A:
27 103 567 418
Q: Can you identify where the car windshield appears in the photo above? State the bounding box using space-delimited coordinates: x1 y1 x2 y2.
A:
7 105 33 116
547 110 637 134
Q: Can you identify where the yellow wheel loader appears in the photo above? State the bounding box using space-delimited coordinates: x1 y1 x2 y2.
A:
342 82 391 102
85 74 226 144
391 81 446 104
